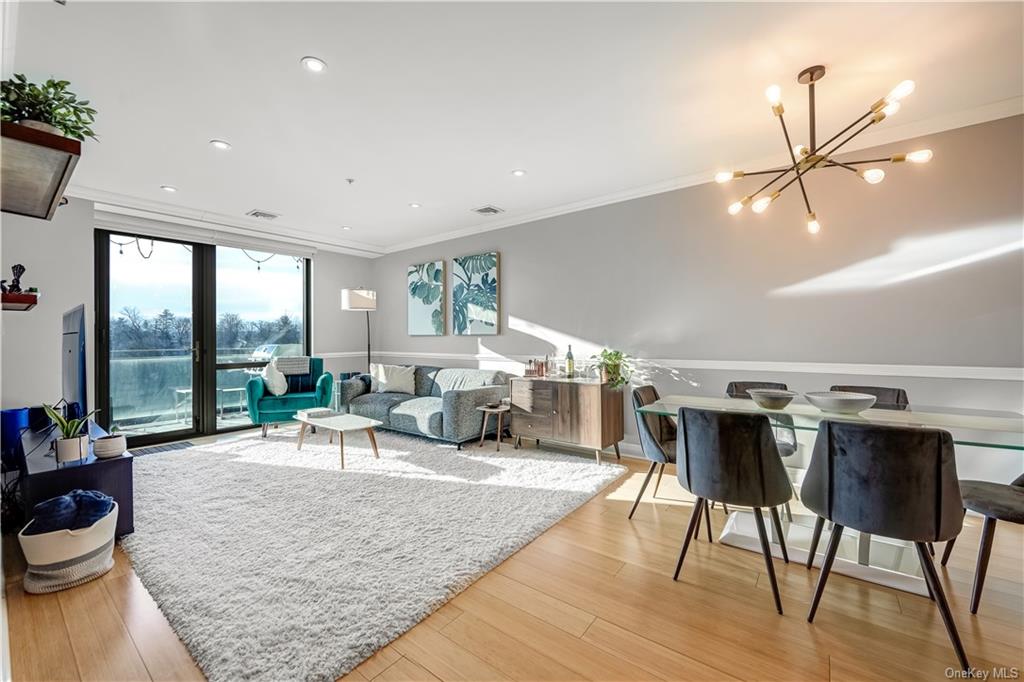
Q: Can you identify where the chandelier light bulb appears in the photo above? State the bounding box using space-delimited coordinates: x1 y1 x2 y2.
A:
886 80 916 103
728 196 751 215
765 85 782 106
792 144 807 157
806 212 821 234
751 196 773 214
907 149 933 164
860 168 886 184
715 171 734 184
881 100 901 118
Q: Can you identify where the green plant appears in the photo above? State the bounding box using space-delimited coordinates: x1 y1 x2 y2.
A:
42 404 99 440
591 349 632 389
1 74 97 141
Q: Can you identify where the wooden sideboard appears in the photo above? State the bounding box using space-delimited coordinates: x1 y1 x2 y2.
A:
509 377 624 464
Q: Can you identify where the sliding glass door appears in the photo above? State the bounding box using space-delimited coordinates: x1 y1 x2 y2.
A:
96 230 310 445
214 246 308 430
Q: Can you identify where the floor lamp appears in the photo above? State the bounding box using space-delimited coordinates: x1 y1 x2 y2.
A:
341 288 377 372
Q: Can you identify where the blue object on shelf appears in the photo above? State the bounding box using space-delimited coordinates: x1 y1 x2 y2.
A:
1 407 29 470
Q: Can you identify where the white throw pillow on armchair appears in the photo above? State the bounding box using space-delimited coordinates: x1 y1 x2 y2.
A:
261 360 288 396
369 364 415 395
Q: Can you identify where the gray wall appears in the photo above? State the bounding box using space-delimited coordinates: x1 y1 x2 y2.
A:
312 250 376 377
1 197 97 410
368 116 1024 479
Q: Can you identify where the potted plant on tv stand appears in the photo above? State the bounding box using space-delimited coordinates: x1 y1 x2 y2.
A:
43 404 99 464
591 349 632 389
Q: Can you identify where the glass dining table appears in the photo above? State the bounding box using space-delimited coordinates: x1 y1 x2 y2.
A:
637 395 1024 595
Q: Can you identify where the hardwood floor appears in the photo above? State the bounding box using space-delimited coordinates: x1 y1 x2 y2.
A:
5 455 1022 681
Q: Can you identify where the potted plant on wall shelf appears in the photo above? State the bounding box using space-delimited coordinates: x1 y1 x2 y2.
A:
1 74 97 140
43 404 99 464
591 349 632 389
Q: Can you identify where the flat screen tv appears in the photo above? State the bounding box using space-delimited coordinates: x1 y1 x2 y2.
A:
61 305 87 420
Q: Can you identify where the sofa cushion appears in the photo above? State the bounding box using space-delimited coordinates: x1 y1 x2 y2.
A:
370 364 415 395
414 366 442 397
388 397 444 438
258 391 318 413
432 368 508 395
350 392 411 426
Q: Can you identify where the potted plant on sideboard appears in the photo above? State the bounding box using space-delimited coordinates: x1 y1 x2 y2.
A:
43 404 99 464
591 349 632 389
1 74 97 140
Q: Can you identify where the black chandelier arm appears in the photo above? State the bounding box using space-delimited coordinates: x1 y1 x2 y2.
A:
825 161 860 173
829 156 892 166
812 109 875 156
779 114 812 213
741 168 793 177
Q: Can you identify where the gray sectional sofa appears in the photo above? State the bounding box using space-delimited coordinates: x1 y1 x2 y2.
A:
336 366 510 446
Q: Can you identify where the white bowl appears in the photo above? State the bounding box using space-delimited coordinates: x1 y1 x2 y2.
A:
93 434 127 459
805 391 877 414
746 389 797 410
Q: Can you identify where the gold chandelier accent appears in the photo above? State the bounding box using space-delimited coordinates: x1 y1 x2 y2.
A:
718 65 933 234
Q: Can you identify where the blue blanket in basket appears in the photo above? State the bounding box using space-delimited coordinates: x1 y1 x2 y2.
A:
24 489 114 535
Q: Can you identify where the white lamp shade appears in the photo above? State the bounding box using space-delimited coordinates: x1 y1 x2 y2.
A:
341 288 377 311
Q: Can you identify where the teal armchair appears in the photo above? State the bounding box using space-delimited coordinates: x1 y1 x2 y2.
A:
246 357 333 436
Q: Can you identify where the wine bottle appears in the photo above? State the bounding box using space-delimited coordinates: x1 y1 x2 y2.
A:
566 345 575 379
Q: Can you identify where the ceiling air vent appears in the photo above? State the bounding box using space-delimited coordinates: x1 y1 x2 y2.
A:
472 205 505 216
246 209 280 220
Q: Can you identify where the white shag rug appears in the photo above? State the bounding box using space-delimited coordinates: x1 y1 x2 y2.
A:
121 428 625 681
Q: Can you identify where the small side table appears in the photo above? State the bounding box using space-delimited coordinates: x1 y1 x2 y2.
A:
477 404 510 451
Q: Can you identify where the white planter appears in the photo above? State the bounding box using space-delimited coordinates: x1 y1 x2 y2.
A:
55 435 88 463
17 120 64 136
94 434 127 459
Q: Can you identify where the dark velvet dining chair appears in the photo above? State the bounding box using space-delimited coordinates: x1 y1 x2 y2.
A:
802 420 969 671
830 385 909 410
673 408 793 614
940 473 1024 614
629 387 713 540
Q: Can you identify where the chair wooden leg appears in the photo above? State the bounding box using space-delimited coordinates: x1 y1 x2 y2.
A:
807 516 825 569
722 503 729 514
703 499 713 542
916 542 970 671
941 509 966 567
613 442 620 460
652 463 665 498
628 462 658 520
753 508 783 615
673 497 704 581
769 506 789 563
808 523 844 622
941 535 958 566
970 517 997 615
261 423 269 438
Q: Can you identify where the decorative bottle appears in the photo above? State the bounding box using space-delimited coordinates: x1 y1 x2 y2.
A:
566 345 575 379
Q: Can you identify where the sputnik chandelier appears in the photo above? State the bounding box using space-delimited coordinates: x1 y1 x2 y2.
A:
717 65 933 234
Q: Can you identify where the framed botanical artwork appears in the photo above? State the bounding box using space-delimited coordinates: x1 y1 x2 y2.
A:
407 260 445 336
452 251 499 335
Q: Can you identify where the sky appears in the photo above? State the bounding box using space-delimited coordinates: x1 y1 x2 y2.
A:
108 236 305 321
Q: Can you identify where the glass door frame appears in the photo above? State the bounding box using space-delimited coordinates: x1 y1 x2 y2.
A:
95 228 312 446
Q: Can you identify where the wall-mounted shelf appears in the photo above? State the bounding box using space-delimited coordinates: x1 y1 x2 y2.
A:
2 292 39 311
1 122 81 221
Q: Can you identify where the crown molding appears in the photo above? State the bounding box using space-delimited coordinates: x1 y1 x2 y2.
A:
64 99 1022 259
381 98 1024 255
65 184 388 259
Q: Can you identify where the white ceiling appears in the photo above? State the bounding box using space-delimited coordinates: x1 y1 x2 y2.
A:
12 1 1023 256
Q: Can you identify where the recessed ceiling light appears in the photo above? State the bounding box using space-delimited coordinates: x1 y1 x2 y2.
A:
300 56 327 73
342 226 352 231
409 203 421 209
209 139 232 151
511 169 527 177
160 185 178 193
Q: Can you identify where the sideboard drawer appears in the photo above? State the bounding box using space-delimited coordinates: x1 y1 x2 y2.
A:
511 379 553 414
511 412 553 438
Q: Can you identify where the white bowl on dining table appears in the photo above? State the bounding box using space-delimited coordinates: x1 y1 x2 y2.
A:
745 389 798 410
804 391 877 414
